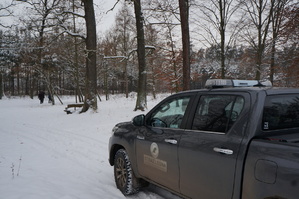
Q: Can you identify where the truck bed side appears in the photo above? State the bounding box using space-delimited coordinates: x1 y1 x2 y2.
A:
242 135 299 199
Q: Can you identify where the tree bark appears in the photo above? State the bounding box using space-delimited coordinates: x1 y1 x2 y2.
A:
133 0 147 111
219 0 226 79
179 0 190 91
81 0 97 112
270 0 288 84
244 0 274 80
0 73 3 99
73 0 81 103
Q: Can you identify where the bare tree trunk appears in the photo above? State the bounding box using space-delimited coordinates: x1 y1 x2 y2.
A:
81 0 97 112
219 0 226 78
244 0 274 80
179 0 190 91
270 0 288 84
194 0 242 79
165 23 180 92
133 0 147 111
30 72 35 99
123 27 129 99
72 0 80 103
124 59 129 98
0 73 3 99
255 5 264 81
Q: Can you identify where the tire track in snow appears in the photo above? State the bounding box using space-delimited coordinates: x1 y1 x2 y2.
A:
2 122 104 170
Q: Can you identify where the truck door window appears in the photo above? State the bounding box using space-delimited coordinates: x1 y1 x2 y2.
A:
262 95 299 130
147 97 191 129
191 95 244 133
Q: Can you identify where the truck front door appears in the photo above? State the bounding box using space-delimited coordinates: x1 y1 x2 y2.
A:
179 93 249 199
135 95 193 192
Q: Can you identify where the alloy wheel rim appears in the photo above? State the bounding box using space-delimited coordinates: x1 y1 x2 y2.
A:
116 157 127 188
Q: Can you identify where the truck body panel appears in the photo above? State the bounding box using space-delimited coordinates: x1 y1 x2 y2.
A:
108 86 299 198
243 138 299 199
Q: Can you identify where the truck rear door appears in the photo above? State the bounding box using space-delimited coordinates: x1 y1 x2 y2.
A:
178 93 250 198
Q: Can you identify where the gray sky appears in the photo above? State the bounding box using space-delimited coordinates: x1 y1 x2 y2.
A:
94 0 121 34
1 0 121 34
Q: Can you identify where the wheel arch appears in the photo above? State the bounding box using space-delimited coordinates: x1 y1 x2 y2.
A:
109 144 124 166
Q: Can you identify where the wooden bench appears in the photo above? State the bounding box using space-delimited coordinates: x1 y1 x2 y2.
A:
64 103 84 114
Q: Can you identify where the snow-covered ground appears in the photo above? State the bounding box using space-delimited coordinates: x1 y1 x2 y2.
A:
0 94 182 199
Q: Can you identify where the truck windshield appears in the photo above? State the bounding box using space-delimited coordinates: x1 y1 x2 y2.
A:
262 95 299 130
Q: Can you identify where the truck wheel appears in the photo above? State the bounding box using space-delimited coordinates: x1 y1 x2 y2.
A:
114 149 140 195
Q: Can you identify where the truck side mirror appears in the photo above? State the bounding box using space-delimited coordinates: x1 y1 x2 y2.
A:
132 114 145 126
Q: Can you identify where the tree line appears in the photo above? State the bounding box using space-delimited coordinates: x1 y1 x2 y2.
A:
0 0 298 111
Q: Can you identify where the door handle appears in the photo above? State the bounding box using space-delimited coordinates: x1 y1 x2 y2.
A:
213 147 233 155
164 139 178 145
137 135 145 140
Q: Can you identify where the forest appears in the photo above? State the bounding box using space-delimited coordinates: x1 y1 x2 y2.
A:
0 0 298 110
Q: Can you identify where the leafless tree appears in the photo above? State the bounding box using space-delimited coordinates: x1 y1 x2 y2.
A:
99 2 139 99
0 0 14 28
18 0 65 104
191 0 243 78
81 0 97 112
71 0 84 103
114 2 135 98
133 0 147 111
241 0 275 80
269 0 290 83
53 0 98 111
144 24 164 98
179 0 191 90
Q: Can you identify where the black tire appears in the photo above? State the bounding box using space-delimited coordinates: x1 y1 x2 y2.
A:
114 149 141 195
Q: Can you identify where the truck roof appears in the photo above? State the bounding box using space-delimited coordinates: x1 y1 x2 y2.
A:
176 86 299 96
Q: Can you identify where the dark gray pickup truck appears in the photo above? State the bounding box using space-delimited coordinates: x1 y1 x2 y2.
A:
108 79 299 199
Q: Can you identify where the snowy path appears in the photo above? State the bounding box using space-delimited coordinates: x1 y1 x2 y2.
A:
0 96 181 199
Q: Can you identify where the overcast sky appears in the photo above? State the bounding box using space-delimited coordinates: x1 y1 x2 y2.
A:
1 0 121 34
94 0 121 34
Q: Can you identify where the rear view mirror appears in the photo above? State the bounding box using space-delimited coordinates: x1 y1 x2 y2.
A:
132 114 145 126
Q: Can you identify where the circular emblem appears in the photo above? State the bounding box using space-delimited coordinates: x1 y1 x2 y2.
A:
150 142 159 159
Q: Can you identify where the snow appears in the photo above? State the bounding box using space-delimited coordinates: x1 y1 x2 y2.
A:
0 94 182 199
